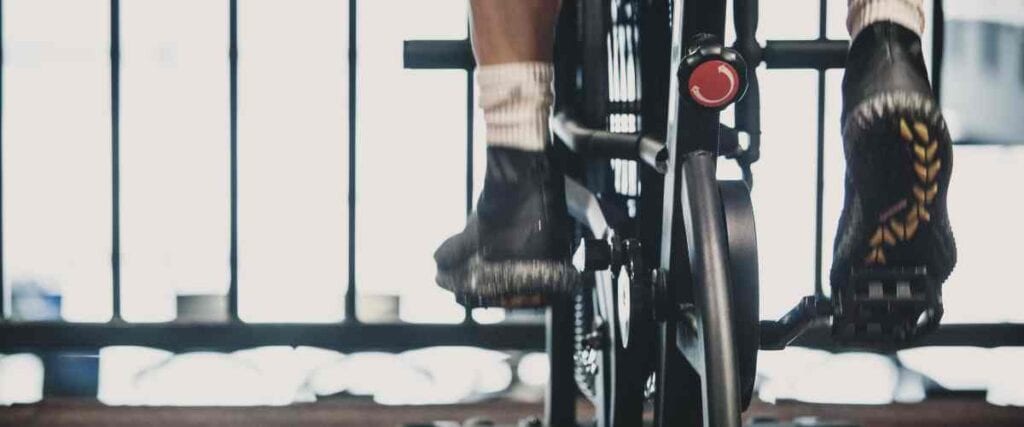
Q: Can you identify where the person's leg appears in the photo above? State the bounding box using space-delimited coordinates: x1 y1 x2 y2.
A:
434 0 577 309
832 0 956 311
469 0 561 65
847 0 926 39
468 0 559 154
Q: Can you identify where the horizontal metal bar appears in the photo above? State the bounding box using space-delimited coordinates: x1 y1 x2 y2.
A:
762 39 849 69
0 322 546 352
551 112 668 173
405 39 849 71
788 323 1024 352
0 322 1018 354
403 40 474 70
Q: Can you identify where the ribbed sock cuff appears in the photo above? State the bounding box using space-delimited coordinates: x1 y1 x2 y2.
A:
477 62 554 152
848 0 925 39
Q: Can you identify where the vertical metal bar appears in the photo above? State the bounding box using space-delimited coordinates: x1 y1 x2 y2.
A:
465 68 474 216
638 0 668 268
813 73 826 298
463 63 475 324
544 298 576 426
111 0 123 321
734 0 761 188
813 0 828 298
931 0 944 101
345 0 358 322
228 0 239 320
0 0 6 321
655 321 701 425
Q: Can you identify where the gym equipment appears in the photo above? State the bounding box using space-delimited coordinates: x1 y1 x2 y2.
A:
551 0 944 425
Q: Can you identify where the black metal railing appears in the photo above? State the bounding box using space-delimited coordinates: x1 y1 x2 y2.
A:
0 0 544 356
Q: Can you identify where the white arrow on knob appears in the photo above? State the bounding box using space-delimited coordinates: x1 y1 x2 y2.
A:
690 63 737 106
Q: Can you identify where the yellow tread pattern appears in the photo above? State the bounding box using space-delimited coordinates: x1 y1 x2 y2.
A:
864 118 942 266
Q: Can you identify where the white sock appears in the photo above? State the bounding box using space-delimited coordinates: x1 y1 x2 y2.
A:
477 62 554 152
848 0 925 40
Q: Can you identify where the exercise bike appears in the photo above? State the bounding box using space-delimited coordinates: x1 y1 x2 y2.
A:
549 0 944 426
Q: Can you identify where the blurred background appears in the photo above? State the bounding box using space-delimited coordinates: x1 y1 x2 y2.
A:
0 0 1022 423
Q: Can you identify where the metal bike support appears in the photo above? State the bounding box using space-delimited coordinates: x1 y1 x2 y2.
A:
546 299 577 427
551 112 669 174
402 0 1024 425
659 1 743 425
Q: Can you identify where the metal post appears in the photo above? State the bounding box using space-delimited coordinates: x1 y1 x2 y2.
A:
465 60 474 217
0 0 6 321
931 0 944 100
463 61 475 325
813 0 828 299
545 297 576 426
734 0 761 187
228 0 239 320
110 0 122 321
345 0 358 322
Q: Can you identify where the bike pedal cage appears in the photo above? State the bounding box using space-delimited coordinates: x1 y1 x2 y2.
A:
832 266 943 346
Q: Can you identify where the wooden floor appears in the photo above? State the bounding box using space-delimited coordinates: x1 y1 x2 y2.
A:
1 397 1022 426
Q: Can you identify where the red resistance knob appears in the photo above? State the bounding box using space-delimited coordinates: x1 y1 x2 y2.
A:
687 60 741 108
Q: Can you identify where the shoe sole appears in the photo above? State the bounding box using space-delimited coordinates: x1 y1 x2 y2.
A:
436 255 581 309
838 91 957 286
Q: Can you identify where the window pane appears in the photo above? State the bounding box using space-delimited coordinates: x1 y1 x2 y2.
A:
942 146 1024 323
941 11 1023 144
356 0 467 324
238 0 348 322
753 69 819 320
826 0 848 41
120 0 230 322
759 0 819 40
821 70 844 290
3 0 112 322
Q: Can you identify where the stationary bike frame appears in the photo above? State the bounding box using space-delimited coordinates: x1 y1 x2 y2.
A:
397 0 991 421
552 0 774 425
657 0 746 425
553 0 951 423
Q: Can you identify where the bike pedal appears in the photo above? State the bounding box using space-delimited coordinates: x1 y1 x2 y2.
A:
832 266 942 345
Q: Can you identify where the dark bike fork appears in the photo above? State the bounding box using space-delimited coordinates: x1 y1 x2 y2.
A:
655 0 742 426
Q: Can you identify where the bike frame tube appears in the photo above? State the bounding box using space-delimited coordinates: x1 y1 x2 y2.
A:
659 0 742 426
